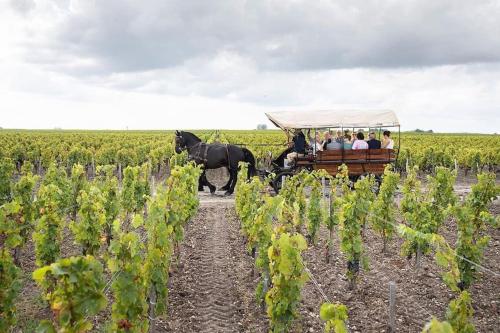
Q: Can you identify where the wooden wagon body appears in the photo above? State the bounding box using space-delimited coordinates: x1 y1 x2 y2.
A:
296 148 396 176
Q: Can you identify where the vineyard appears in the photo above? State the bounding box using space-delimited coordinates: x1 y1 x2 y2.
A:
0 129 499 332
0 130 499 174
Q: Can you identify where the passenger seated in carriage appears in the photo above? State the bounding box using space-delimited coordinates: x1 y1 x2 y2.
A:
382 130 394 149
367 131 381 149
352 132 369 150
307 130 324 152
285 129 306 165
327 130 344 150
343 131 353 150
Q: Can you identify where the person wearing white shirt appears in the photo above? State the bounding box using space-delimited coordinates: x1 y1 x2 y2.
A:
352 132 369 150
382 130 394 149
308 130 324 152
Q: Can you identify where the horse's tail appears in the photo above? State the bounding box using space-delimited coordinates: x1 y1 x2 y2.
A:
242 148 257 177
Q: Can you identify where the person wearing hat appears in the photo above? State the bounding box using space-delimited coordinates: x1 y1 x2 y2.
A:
367 130 381 149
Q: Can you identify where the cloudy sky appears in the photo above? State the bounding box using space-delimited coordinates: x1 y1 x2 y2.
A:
1 0 499 132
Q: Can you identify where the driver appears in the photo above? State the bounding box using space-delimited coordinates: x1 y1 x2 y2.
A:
285 129 306 166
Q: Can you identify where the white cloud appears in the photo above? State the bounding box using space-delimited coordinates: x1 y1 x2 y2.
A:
0 0 499 133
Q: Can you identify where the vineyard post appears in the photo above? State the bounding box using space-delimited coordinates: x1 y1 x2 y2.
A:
253 249 259 278
327 192 331 215
151 176 156 196
454 159 458 173
118 163 122 182
321 177 326 200
148 288 157 333
262 271 269 311
389 281 396 332
416 244 422 270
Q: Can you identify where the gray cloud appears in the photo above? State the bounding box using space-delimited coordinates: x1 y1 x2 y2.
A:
15 0 500 76
9 0 36 14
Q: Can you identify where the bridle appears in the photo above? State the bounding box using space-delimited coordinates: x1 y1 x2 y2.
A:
175 135 188 152
175 133 207 163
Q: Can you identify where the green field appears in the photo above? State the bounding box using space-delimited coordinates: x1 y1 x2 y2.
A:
1 129 498 173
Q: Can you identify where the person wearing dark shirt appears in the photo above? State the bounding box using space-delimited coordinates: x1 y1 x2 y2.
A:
367 131 381 149
292 130 306 154
286 129 306 165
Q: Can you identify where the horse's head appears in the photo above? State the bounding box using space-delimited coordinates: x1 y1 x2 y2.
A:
175 130 202 153
174 130 186 154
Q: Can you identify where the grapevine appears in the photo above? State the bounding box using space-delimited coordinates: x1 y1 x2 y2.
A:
426 166 457 232
445 291 475 333
265 232 308 332
33 255 107 333
251 196 283 303
370 165 400 252
324 165 350 263
306 173 324 245
33 184 64 267
465 172 499 235
0 236 21 331
96 165 120 246
0 157 14 205
454 172 499 289
42 163 72 215
108 231 149 333
397 225 460 292
400 166 434 263
12 161 39 251
0 202 22 332
338 175 374 289
144 185 174 315
320 302 349 333
421 318 454 333
70 186 106 256
69 164 88 220
121 166 139 223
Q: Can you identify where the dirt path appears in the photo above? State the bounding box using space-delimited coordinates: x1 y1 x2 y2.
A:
165 198 267 332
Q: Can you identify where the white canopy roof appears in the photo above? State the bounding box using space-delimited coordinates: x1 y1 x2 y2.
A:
265 109 400 130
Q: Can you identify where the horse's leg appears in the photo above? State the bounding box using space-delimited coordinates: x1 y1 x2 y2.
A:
200 171 216 194
225 168 238 195
207 177 216 194
220 167 232 191
198 171 205 191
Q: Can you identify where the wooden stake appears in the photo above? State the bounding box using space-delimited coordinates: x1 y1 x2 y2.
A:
321 177 326 200
389 281 396 332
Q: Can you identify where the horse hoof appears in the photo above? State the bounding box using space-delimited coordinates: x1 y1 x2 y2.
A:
209 186 216 194
198 187 204 192
220 185 229 191
224 191 233 196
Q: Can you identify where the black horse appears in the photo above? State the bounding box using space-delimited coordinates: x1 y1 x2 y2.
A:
174 131 257 195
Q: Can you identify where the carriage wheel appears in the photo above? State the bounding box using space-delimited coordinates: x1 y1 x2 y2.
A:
272 170 295 194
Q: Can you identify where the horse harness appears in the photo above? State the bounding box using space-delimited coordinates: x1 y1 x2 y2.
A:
187 142 231 168
188 142 209 164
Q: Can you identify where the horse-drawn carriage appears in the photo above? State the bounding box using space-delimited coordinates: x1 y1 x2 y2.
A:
174 110 400 195
265 110 401 192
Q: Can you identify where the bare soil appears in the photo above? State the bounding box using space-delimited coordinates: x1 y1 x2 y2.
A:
164 199 266 332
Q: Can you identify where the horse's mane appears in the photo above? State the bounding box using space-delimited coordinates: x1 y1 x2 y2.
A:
181 131 202 142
